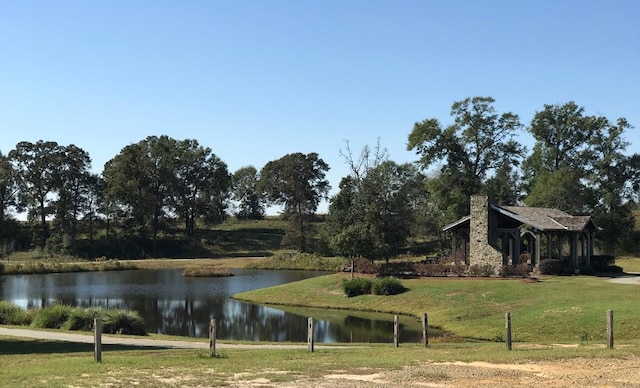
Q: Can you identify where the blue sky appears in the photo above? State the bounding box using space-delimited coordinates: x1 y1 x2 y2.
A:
1 1 638 213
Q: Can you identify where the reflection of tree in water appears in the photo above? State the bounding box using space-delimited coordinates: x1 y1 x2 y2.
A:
16 296 425 343
217 302 309 341
330 315 422 343
126 297 312 341
2 269 426 343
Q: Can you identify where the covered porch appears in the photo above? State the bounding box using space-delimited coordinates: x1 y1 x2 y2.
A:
443 203 599 270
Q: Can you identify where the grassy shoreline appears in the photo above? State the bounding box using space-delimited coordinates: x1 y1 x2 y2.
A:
234 272 640 343
0 257 264 275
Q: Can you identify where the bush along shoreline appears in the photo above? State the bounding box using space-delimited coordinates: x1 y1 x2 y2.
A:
342 277 407 297
0 301 147 336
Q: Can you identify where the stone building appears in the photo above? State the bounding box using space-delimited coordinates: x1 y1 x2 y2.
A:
442 195 599 273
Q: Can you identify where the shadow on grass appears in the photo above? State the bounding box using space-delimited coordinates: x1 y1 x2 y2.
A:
0 338 151 355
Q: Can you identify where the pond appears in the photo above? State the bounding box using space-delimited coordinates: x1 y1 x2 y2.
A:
0 268 427 343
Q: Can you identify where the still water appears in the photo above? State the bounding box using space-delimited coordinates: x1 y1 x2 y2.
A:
0 269 425 343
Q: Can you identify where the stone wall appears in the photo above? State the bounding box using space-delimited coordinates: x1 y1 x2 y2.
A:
469 195 503 273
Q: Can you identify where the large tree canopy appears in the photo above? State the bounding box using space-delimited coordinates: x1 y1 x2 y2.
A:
523 102 640 253
232 166 265 220
103 135 230 243
407 96 524 221
0 151 20 223
9 141 92 249
328 150 426 261
259 152 330 252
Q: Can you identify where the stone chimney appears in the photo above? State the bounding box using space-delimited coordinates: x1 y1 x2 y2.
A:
469 195 502 273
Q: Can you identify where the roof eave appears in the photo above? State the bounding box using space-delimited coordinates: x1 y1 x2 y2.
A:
442 215 471 232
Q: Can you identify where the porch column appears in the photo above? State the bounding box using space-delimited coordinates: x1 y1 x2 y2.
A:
587 232 593 267
557 234 564 258
508 235 514 265
534 232 541 267
451 233 457 265
501 234 509 265
513 231 521 266
571 233 578 267
461 236 468 266
547 233 552 259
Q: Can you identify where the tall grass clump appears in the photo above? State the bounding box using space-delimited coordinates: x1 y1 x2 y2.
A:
62 307 105 331
182 266 234 277
0 301 32 325
342 277 373 297
372 277 406 295
248 252 344 271
30 305 74 329
103 309 147 335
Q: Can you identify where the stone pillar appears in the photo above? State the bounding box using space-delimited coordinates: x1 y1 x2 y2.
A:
469 195 503 274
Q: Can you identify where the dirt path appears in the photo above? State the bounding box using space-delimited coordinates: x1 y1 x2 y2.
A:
3 327 640 387
608 273 640 285
287 358 640 387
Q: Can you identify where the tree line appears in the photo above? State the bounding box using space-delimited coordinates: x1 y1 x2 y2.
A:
0 96 638 259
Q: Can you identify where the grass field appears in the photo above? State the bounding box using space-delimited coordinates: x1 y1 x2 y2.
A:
615 256 640 272
235 272 640 343
1 335 639 387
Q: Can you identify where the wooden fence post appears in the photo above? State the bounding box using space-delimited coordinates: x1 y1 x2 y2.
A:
209 319 217 357
94 318 102 363
307 318 315 352
422 313 429 347
393 315 399 347
504 313 511 350
606 310 614 349
505 312 512 351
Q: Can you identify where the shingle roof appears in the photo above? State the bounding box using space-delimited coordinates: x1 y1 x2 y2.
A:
442 204 598 232
498 206 595 232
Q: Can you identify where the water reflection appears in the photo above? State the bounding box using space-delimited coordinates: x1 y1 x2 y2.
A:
0 269 424 343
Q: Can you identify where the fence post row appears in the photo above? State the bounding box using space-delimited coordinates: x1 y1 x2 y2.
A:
209 319 216 357
94 318 102 363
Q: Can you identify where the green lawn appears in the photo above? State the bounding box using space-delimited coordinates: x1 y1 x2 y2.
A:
235 273 640 343
1 335 639 387
616 256 640 272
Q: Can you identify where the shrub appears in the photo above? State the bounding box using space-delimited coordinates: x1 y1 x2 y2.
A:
351 257 379 274
499 264 531 278
103 309 147 335
0 261 4 274
591 255 618 272
447 264 467 277
0 301 32 325
62 308 105 331
539 259 564 275
372 277 406 295
342 277 372 297
30 305 74 329
468 264 496 277
413 263 445 276
378 262 414 277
